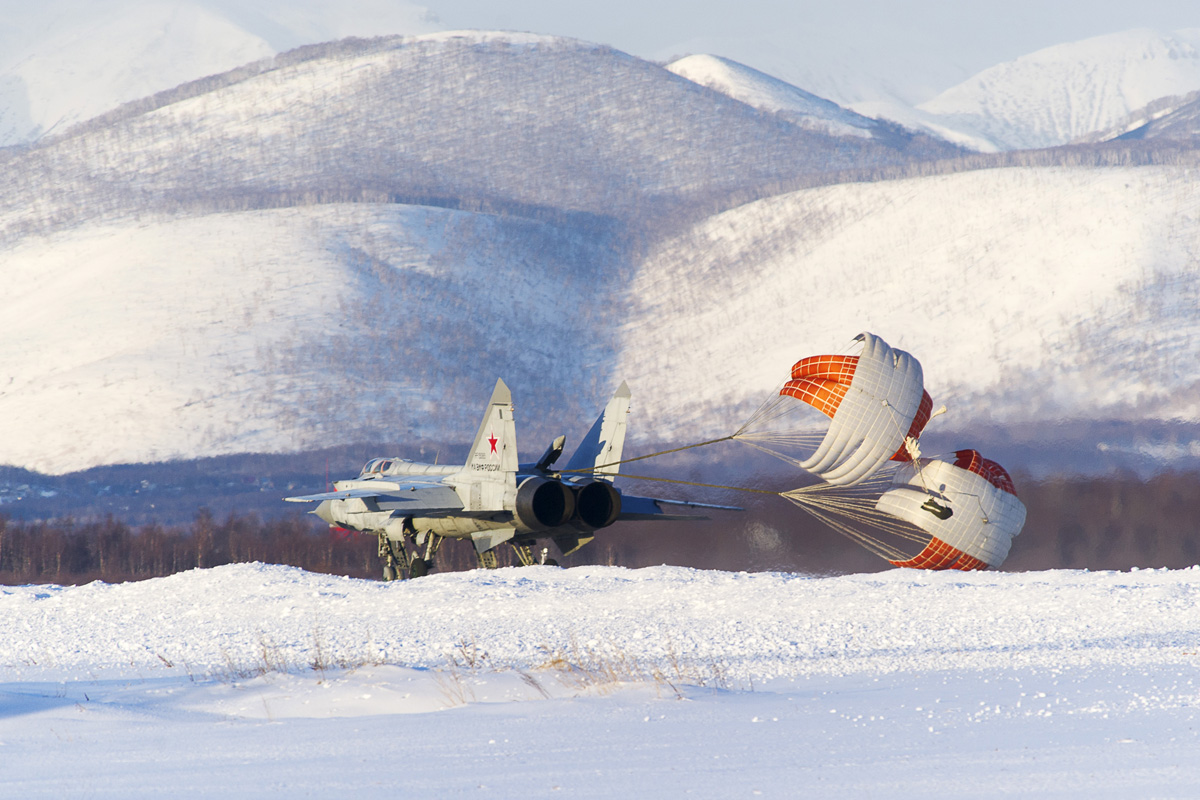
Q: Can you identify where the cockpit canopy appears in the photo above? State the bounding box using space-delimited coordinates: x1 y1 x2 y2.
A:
359 458 411 477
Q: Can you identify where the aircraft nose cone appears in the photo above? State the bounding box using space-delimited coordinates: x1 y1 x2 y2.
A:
312 499 336 525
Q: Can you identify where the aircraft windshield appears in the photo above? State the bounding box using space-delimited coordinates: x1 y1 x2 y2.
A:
360 458 407 476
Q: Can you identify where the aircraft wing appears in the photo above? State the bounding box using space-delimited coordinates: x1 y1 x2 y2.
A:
616 493 743 521
284 488 389 502
285 483 467 515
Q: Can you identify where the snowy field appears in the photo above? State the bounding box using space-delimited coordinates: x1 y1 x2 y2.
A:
2 562 1198 797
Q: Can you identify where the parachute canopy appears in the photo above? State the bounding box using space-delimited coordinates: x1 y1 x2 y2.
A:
879 450 1027 570
781 448 1026 571
736 332 931 486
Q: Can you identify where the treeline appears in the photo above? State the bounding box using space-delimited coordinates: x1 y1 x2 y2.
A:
0 511 380 585
3 471 1197 585
1004 470 1200 571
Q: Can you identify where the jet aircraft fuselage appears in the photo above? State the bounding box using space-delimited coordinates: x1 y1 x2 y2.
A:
286 379 736 579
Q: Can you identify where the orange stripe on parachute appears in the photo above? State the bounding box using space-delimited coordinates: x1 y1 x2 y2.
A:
889 537 989 571
780 354 859 419
780 353 934 461
790 354 859 383
952 554 989 571
953 449 1017 495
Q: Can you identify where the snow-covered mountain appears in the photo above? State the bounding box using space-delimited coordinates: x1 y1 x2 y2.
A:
0 0 440 146
2 33 920 242
665 54 877 139
1080 89 1200 143
0 204 625 474
658 28 1200 153
10 6 1200 156
906 28 1200 151
2 29 1199 477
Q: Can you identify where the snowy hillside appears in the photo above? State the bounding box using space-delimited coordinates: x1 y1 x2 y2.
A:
912 28 1200 151
0 204 624 474
616 165 1200 471
0 0 439 146
1082 90 1200 143
10 9 1200 157
1 33 913 242
6 158 1200 475
666 54 877 139
2 562 1198 796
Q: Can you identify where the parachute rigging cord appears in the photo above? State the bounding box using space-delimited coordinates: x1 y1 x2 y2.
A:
779 468 929 562
560 435 735 478
728 390 827 468
563 336 943 507
593 472 780 496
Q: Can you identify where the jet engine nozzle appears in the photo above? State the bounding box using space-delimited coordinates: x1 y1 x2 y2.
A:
571 480 622 530
515 476 576 531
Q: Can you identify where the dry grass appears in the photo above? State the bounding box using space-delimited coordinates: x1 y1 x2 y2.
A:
193 630 742 702
533 635 736 698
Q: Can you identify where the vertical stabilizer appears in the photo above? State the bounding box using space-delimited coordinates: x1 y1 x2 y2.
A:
565 382 631 480
458 378 518 510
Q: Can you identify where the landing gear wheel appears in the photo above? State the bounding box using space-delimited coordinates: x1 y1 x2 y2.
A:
542 558 559 567
379 532 405 582
409 555 430 578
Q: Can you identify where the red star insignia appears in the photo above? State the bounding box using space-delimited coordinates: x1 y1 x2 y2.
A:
488 431 498 454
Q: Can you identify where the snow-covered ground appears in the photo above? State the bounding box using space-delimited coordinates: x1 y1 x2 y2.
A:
3 562 1198 796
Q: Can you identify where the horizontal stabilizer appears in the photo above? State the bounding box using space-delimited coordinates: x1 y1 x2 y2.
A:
654 498 744 512
553 532 595 556
616 494 718 521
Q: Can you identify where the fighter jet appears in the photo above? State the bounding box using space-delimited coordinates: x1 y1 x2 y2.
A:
285 379 739 579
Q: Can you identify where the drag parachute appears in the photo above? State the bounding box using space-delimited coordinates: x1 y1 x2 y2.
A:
879 450 1026 570
781 449 1026 570
734 332 933 486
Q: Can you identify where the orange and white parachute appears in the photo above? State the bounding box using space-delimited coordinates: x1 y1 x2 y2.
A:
781 449 1027 570
734 332 933 486
879 450 1027 570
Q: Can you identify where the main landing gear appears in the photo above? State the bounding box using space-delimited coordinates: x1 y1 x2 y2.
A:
379 531 563 580
474 543 560 570
378 525 444 582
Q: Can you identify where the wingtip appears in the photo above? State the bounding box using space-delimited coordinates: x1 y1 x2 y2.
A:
615 380 631 399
